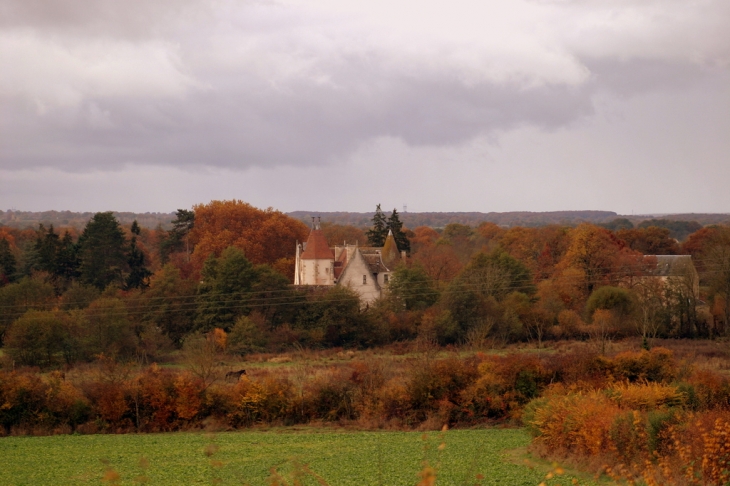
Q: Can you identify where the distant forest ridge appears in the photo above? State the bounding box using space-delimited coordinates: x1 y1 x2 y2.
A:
287 210 730 229
0 210 177 230
1 209 729 230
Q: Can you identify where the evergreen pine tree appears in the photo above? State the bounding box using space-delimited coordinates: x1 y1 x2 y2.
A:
78 212 128 290
0 238 17 285
387 208 411 254
366 204 388 247
34 224 61 275
160 209 195 263
126 220 152 290
55 231 80 284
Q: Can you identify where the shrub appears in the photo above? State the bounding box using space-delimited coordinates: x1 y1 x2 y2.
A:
527 391 620 456
604 382 684 411
612 348 677 383
407 357 479 421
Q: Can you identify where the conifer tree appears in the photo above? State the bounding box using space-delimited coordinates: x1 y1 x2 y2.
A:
0 238 16 286
366 204 388 247
55 231 80 284
34 224 61 275
126 220 152 290
161 209 195 263
30 225 79 292
77 212 128 290
387 208 411 254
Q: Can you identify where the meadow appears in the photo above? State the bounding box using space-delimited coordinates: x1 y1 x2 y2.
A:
0 428 593 486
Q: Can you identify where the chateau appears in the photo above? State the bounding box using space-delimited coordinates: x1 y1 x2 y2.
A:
294 219 405 303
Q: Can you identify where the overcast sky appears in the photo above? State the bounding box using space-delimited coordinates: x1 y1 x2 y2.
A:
1 0 729 215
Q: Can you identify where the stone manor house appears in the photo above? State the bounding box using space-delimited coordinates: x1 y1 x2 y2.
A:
294 219 406 304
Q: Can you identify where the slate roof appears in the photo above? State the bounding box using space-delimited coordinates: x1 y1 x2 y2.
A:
361 251 389 273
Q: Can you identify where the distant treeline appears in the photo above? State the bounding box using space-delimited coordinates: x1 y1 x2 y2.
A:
2 209 729 232
0 210 177 231
289 210 730 231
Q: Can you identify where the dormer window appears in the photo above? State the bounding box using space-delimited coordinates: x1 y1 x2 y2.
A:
363 275 367 285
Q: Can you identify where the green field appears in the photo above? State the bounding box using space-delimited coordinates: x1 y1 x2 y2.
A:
0 428 593 485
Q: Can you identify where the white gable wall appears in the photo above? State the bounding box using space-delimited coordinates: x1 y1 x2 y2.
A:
337 249 381 304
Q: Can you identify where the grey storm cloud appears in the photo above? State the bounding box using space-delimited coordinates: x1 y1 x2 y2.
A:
0 64 598 170
1 0 729 172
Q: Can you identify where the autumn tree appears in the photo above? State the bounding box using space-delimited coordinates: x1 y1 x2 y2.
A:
440 223 478 262
321 222 367 246
475 222 505 242
366 204 388 247
637 219 702 241
695 226 730 334
616 227 679 255
601 218 634 231
555 224 644 302
410 226 440 252
631 278 669 343
78 212 128 290
411 244 462 285
454 249 535 300
586 285 636 336
189 200 308 277
497 225 569 281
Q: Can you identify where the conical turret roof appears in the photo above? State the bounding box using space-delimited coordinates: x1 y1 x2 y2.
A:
381 229 401 269
301 226 334 260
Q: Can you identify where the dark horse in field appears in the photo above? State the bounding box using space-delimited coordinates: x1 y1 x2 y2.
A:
225 369 247 381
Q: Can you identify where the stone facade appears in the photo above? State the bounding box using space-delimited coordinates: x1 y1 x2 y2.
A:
294 220 405 304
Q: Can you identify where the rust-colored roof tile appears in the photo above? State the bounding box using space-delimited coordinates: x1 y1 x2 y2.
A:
301 228 335 260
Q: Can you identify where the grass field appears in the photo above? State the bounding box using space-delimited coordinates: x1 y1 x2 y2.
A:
0 428 597 485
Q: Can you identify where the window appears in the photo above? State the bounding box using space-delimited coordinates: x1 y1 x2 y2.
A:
363 275 367 285
384 274 389 283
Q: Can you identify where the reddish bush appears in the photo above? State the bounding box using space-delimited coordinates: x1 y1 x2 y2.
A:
407 357 479 421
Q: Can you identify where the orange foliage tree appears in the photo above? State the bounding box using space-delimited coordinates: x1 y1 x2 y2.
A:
554 224 646 307
321 222 367 247
410 226 440 253
497 225 569 281
616 227 679 255
411 244 463 285
189 200 309 278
